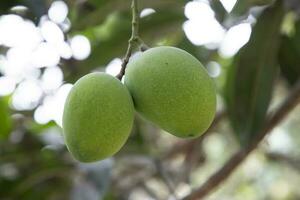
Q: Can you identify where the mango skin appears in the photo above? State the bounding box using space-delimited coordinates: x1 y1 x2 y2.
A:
63 72 134 162
125 46 216 138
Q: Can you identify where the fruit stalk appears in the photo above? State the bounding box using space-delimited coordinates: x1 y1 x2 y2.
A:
116 0 146 80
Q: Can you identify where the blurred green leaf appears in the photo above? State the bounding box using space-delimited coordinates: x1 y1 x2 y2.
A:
225 0 285 146
279 35 300 85
23 0 48 19
231 0 275 17
72 0 186 30
225 0 275 28
279 20 300 85
0 0 47 21
0 97 12 140
88 0 110 7
0 132 72 199
209 0 227 23
250 0 275 6
0 0 20 14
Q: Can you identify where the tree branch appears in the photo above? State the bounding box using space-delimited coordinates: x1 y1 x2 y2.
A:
182 80 300 200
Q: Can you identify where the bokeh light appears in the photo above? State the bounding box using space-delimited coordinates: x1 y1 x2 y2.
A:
140 8 156 18
48 0 68 24
219 0 238 12
34 83 73 126
206 61 221 78
40 20 64 44
0 76 16 96
105 58 122 76
12 79 43 110
183 1 225 46
41 66 64 92
70 35 91 60
183 0 252 57
219 23 252 58
0 1 91 128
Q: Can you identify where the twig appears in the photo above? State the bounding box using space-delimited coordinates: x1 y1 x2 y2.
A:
116 0 142 80
182 80 300 200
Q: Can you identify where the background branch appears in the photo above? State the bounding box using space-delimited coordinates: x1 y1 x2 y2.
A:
182 80 300 200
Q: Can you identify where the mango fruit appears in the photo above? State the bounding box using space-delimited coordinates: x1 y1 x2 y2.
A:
63 72 134 162
124 46 216 138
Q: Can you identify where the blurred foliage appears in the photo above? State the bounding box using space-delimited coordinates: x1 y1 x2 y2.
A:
230 0 275 18
225 0 284 146
279 20 300 85
1 0 300 200
0 97 11 140
0 1 20 14
0 0 47 20
0 132 72 199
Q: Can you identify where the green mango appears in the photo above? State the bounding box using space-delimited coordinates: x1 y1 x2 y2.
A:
125 46 216 138
63 72 134 162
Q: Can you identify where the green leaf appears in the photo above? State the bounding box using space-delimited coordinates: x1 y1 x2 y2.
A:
73 0 186 31
209 0 227 23
226 0 275 28
279 35 300 85
0 0 47 21
0 0 20 14
231 0 275 17
23 0 48 19
225 0 285 146
0 97 12 140
279 20 300 85
87 0 110 7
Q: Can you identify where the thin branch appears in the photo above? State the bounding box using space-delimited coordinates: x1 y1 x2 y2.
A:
116 0 141 80
182 80 300 200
